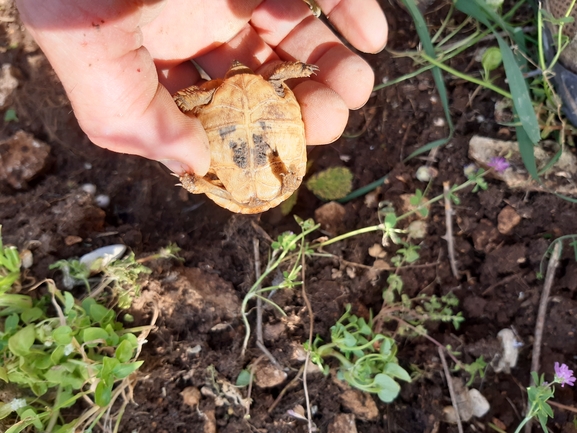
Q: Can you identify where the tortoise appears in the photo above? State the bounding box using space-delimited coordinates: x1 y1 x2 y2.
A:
173 60 317 214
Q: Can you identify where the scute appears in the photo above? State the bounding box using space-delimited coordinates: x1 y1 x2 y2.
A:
173 61 317 214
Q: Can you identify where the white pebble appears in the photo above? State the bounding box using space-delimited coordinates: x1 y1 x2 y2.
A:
95 194 110 208
433 117 445 127
81 183 96 195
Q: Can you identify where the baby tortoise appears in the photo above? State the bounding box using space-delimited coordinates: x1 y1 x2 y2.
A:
173 60 317 214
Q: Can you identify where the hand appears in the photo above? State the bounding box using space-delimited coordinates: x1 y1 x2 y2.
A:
15 0 388 175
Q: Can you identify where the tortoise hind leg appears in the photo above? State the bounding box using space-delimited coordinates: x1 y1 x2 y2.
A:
264 62 318 96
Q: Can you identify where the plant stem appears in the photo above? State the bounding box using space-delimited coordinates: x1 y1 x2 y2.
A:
421 53 513 99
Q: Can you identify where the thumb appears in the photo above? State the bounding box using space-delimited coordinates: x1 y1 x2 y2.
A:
16 0 210 175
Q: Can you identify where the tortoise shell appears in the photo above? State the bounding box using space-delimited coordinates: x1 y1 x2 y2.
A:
173 61 317 214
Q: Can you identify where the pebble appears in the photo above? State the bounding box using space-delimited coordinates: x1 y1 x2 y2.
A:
314 201 346 236
0 130 50 189
497 205 521 234
0 64 19 109
328 414 357 433
254 361 287 389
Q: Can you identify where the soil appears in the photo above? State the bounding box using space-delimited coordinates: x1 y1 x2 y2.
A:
1 1 576 433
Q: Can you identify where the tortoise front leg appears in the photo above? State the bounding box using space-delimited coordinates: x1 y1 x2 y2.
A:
173 79 223 113
265 62 318 96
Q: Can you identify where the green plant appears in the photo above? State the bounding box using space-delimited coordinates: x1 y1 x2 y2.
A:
306 166 353 201
514 363 575 433
380 273 464 333
305 304 411 403
0 230 160 433
240 217 319 355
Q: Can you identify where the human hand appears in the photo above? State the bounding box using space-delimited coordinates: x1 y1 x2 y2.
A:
15 0 388 175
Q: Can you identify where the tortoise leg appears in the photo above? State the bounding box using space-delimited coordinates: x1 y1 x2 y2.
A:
180 173 234 201
173 79 223 113
265 61 318 96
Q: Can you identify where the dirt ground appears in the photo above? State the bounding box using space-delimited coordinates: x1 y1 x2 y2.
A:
1 1 576 432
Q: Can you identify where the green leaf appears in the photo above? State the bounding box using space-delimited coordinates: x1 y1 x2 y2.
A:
4 313 19 333
95 380 112 407
120 332 138 349
53 326 73 345
51 344 66 365
20 307 43 324
0 366 7 382
20 408 43 430
112 360 143 379
374 373 401 402
3 109 18 123
89 303 114 324
306 166 354 201
63 292 75 313
100 356 120 381
482 46 502 74
236 369 251 387
383 363 411 382
8 324 35 356
384 213 397 230
81 327 109 345
115 339 135 363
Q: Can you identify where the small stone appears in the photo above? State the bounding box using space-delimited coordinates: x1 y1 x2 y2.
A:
314 201 346 236
254 361 287 388
0 130 50 189
497 205 521 234
0 64 19 109
328 414 357 433
95 194 110 208
339 389 379 421
180 386 201 408
81 183 96 195
64 235 82 246
19 249 33 269
368 243 386 258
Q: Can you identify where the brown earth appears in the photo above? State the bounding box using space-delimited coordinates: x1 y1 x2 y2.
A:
0 1 576 433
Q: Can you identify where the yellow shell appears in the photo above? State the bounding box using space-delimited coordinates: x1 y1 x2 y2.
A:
174 61 317 214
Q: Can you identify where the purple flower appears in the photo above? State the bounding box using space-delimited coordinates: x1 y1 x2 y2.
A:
554 362 576 387
488 156 510 173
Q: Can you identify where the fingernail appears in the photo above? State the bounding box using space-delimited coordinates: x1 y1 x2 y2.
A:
159 159 189 174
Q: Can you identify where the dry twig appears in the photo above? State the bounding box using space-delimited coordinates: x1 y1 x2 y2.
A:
525 241 561 433
438 346 464 433
252 238 279 367
301 247 316 433
442 182 460 279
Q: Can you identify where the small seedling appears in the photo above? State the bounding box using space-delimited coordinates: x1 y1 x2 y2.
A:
514 363 575 433
240 217 319 355
305 304 411 403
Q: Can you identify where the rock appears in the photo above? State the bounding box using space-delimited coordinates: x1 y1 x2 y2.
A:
497 205 521 234
494 328 520 373
469 135 577 195
254 361 287 388
0 130 50 189
314 201 346 235
0 64 19 109
339 389 379 421
368 243 386 258
443 379 490 423
328 414 357 433
181 387 201 408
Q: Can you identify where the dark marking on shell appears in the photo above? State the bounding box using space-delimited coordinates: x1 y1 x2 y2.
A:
268 148 289 181
229 139 248 169
252 134 270 167
258 121 270 130
219 125 237 139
